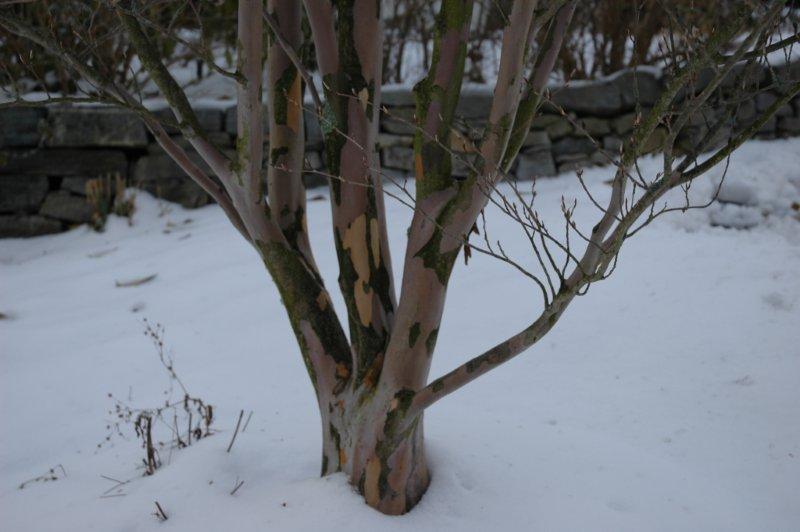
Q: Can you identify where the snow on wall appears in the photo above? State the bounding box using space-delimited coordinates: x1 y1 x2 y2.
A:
1 61 799 237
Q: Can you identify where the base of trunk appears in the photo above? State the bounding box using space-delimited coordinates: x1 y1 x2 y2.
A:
322 410 430 515
358 421 429 515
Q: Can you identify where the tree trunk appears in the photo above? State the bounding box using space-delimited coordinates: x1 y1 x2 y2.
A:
317 392 430 515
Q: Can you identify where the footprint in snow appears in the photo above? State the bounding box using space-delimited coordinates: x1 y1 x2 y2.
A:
762 292 793 311
733 375 755 386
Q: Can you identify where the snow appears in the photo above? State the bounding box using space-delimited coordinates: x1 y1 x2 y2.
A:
2 138 799 531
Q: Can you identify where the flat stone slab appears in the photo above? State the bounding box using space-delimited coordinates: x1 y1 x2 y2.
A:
0 175 49 213
0 149 128 178
132 153 213 208
152 107 225 135
40 190 94 223
517 149 556 178
551 80 622 117
0 214 62 238
45 107 148 148
0 107 45 148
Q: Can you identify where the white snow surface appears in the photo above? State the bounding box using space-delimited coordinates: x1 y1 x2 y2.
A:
1 138 799 531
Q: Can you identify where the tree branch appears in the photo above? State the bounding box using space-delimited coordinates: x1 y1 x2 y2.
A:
234 0 265 204
265 0 319 272
262 9 324 114
303 0 397 388
114 2 234 185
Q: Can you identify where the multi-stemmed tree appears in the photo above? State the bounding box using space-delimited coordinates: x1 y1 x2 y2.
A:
1 0 797 515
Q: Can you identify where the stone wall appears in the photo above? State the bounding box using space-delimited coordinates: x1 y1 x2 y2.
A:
2 61 798 237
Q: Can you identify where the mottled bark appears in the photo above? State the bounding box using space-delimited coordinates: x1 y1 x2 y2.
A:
316 387 430 515
266 0 316 269
380 0 475 394
305 0 397 389
383 0 537 393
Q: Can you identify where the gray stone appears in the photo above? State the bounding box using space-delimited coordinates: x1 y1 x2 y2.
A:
521 130 551 149
136 148 236 178
145 132 233 154
674 67 716 101
516 149 556 178
455 90 493 120
778 116 800 134
686 106 721 128
676 123 731 154
45 107 148 148
224 106 270 136
578 117 611 136
603 136 623 153
777 104 793 118
756 93 793 116
60 176 91 195
757 116 777 136
132 153 213 208
733 100 757 127
772 60 800 87
589 150 610 166
552 136 595 157
377 133 413 149
133 152 207 180
152 179 211 208
0 149 128 178
0 215 62 238
612 112 637 134
720 62 766 90
381 145 413 170
613 69 661 108
558 154 590 174
152 107 224 135
0 107 45 148
381 88 416 107
0 175 49 213
40 191 94 223
531 114 572 139
551 80 622 116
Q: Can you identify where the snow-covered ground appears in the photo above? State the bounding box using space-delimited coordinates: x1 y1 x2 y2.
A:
1 139 799 531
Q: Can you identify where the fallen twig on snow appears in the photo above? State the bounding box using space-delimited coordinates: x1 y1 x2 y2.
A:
115 274 157 288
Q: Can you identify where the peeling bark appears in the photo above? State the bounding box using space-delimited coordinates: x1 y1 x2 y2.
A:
306 0 397 388
266 0 316 269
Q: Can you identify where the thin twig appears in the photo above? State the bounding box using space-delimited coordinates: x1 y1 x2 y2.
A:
226 410 244 453
241 410 253 433
154 501 168 521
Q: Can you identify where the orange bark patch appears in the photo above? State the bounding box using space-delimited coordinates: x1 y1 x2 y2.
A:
286 75 302 133
316 292 329 310
414 153 424 180
364 457 382 507
335 362 350 379
339 448 348 466
343 215 374 326
369 218 380 268
357 88 370 112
